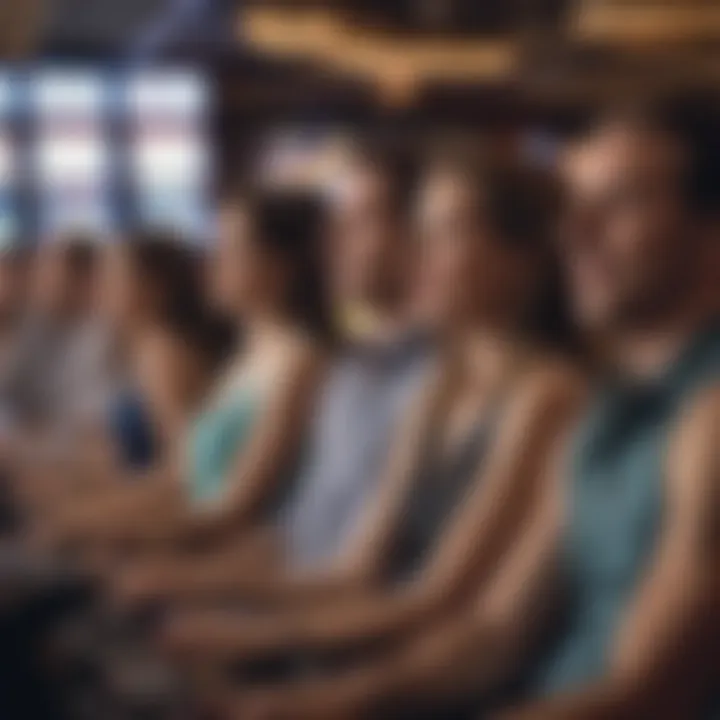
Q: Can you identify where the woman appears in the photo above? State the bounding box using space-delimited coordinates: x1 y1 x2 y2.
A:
105 233 230 473
102 231 232 475
47 190 331 559
119 153 585 681
30 232 230 535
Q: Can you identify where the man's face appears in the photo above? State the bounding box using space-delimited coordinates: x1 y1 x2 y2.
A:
561 126 697 331
329 166 408 306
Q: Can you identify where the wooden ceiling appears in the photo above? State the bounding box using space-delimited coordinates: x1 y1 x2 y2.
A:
237 2 720 108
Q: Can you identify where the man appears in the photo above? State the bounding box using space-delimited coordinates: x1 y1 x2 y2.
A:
233 91 720 719
281 141 427 572
6 234 117 451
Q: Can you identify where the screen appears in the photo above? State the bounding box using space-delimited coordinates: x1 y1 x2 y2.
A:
0 67 212 245
127 70 211 242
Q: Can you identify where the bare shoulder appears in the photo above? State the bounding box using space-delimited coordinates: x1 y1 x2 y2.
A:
668 382 720 489
277 331 330 386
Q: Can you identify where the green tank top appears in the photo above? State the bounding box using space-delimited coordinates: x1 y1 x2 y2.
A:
187 385 259 507
536 323 720 713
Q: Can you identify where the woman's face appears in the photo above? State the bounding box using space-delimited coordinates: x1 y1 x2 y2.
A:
210 204 281 318
414 172 521 332
100 245 148 330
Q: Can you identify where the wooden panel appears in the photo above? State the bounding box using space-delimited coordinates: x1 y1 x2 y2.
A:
241 7 517 103
574 0 720 44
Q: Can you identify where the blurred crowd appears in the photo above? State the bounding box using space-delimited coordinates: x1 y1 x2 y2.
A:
0 87 719 720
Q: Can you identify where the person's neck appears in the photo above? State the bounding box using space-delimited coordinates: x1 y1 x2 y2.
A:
124 315 160 348
450 326 524 396
346 296 415 346
605 297 718 381
242 313 292 353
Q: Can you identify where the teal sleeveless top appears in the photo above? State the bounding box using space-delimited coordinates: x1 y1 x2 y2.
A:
536 324 720 711
187 385 259 507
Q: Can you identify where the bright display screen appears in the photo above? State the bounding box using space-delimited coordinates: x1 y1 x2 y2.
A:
0 67 212 245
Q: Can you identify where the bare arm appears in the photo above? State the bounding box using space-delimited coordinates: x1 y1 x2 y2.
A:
117 363 442 608
231 429 570 720
497 386 720 720
92 342 326 553
164 343 327 545
21 332 190 527
165 366 586 661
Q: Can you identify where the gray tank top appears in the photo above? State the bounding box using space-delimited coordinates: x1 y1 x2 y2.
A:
387 414 493 583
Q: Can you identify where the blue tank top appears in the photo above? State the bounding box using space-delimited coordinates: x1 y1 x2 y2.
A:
109 390 157 471
536 324 720 712
187 385 259 507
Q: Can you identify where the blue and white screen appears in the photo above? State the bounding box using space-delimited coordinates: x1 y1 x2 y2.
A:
0 67 211 245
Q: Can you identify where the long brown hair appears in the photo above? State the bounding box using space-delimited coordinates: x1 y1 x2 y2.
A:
235 188 336 344
426 150 577 353
124 230 235 370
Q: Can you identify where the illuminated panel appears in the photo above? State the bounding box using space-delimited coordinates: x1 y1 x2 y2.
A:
31 70 113 238
126 70 211 241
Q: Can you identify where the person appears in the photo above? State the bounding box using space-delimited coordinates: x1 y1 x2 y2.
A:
112 142 430 604
140 151 582 695
27 150 423 720
0 238 114 720
227 89 720 720
26 232 233 531
497 90 720 720
102 232 231 473
47 189 331 561
1 233 119 499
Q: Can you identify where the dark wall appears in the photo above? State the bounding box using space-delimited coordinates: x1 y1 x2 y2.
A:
40 0 239 59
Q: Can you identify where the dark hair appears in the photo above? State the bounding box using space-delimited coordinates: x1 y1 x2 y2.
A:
241 189 335 343
590 87 720 218
57 233 99 280
427 151 577 352
124 231 235 370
